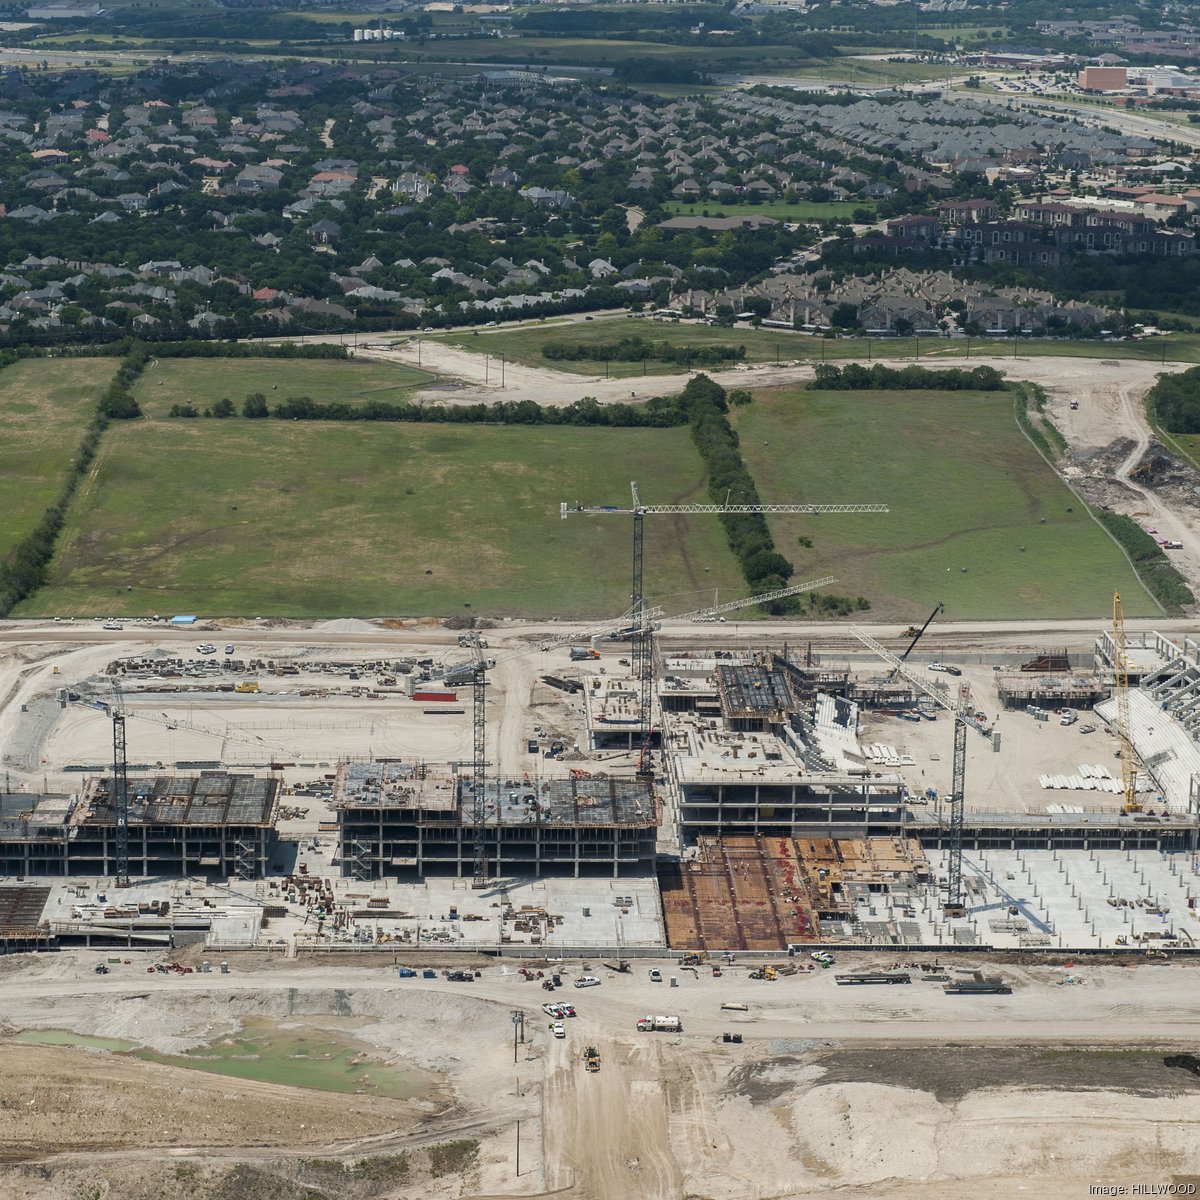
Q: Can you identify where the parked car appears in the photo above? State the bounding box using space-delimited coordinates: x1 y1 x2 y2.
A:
550 1021 566 1038
649 968 663 983
574 975 601 988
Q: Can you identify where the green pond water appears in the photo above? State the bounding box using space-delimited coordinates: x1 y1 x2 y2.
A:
8 1019 423 1098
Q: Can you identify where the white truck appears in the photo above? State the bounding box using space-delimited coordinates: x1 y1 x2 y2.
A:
636 1015 682 1032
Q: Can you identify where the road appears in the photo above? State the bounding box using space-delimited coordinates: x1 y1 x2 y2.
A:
958 88 1200 149
0 616 1194 653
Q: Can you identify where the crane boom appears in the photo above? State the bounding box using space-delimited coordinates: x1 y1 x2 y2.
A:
888 602 944 682
561 483 890 768
847 625 989 735
667 577 837 624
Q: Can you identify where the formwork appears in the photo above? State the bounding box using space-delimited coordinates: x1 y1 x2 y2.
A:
996 673 1107 710
0 885 54 953
659 835 820 951
659 834 926 950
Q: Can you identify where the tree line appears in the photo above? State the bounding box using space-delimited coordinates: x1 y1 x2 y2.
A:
0 348 142 614
679 375 869 616
1147 366 1200 435
542 336 746 367
809 363 1006 391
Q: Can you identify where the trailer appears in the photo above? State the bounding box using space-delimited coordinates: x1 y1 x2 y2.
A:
944 979 1011 995
834 972 912 986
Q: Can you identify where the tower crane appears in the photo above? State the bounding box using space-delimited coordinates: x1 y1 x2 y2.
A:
1112 592 1141 814
448 576 838 888
68 678 303 888
847 625 991 914
561 482 888 764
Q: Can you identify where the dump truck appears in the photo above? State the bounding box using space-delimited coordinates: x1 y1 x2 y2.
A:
636 1015 682 1032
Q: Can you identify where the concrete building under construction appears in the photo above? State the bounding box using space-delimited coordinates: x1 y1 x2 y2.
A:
335 760 659 880
0 773 280 879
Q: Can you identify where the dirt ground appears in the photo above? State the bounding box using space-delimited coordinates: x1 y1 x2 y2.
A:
4 952 1200 1198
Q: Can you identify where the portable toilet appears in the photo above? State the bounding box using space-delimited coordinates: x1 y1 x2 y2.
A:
201 960 211 974
669 975 678 988
219 960 229 974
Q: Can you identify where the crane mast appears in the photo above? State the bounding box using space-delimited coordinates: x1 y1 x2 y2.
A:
847 624 989 914
450 577 841 886
1112 592 1140 814
562 483 888 772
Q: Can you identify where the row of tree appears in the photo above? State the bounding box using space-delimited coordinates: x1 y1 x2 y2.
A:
0 350 135 614
1147 366 1200 434
168 390 696 428
809 363 1006 391
542 336 746 367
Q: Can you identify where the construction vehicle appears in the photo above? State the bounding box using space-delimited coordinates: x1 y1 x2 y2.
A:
569 647 600 661
234 681 260 693
890 602 943 681
602 959 631 974
680 952 707 967
636 1015 683 1032
584 1046 601 1072
748 966 777 981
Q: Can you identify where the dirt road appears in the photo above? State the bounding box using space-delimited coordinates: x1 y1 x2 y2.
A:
368 338 1200 602
6 954 1200 1198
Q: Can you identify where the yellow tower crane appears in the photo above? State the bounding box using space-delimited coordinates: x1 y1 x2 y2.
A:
1112 591 1141 814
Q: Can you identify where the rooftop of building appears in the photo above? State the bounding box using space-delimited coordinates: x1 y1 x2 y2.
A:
473 774 657 828
665 714 890 790
716 663 796 720
335 759 457 811
77 772 278 828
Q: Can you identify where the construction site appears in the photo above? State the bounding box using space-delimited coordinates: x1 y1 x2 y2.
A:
0 586 1196 957
5 598 1200 1199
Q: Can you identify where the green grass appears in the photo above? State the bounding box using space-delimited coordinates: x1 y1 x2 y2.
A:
20 420 745 619
0 358 112 564
133 356 437 418
436 319 1200 377
436 319 798 377
663 199 872 221
733 387 1156 620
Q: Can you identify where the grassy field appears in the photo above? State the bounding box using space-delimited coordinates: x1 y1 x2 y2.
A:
437 318 1200 376
133 356 437 418
663 199 872 221
0 358 111 564
20 421 745 619
439 319 799 377
734 387 1156 620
